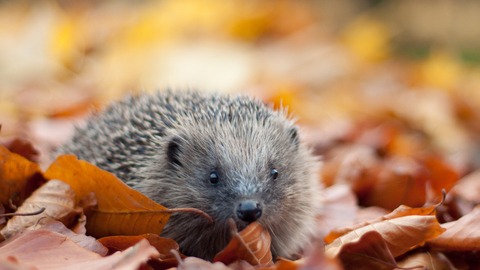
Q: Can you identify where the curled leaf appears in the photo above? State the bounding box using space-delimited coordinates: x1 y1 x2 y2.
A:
213 219 273 267
0 180 80 239
325 215 445 258
428 205 480 251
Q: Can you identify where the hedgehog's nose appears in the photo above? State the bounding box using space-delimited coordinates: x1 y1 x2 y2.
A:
236 200 262 223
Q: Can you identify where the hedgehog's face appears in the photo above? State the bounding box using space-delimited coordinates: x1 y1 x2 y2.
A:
158 117 319 259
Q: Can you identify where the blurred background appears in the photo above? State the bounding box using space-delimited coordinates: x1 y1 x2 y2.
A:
1 0 480 209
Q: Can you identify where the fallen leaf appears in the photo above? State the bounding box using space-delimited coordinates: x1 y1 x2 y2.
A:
1 137 40 163
428 205 480 251
396 250 456 270
316 184 358 239
173 255 231 270
0 144 45 212
325 215 445 258
98 233 181 269
360 157 428 210
42 221 108 256
300 241 344 270
99 233 178 255
0 256 35 270
452 170 480 204
421 154 458 199
0 227 159 270
44 155 172 238
0 180 81 239
0 204 5 226
333 231 398 270
213 220 273 267
325 204 437 244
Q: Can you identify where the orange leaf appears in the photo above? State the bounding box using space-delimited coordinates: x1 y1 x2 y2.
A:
325 215 445 258
428 205 480 251
325 204 437 244
44 155 171 238
213 220 273 267
0 144 45 212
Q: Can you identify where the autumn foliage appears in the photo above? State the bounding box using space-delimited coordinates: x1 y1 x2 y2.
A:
2 0 480 269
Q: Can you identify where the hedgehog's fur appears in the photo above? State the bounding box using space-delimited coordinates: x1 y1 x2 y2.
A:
58 90 320 260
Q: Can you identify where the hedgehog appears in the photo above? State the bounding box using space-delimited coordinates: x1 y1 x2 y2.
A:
57 90 320 261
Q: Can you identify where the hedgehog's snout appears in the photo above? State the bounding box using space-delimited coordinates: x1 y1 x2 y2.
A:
236 200 262 223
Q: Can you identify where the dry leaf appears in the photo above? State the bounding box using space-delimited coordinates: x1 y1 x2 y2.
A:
0 227 158 270
452 170 480 204
360 157 428 210
396 250 456 270
0 180 80 239
0 203 5 226
325 215 445 258
0 256 36 270
99 233 178 255
42 222 108 256
44 155 172 238
334 231 398 270
213 220 273 267
316 184 358 239
428 205 480 251
0 144 45 212
1 137 40 163
98 233 181 269
174 256 231 270
325 204 437 244
300 241 344 270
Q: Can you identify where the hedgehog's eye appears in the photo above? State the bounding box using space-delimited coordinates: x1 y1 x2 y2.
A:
271 169 279 180
209 172 219 184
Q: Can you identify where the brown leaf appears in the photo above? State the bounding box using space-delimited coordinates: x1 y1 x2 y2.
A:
98 233 181 269
1 137 40 163
0 227 102 267
300 241 344 270
316 184 358 239
396 250 456 270
0 180 81 239
0 144 45 212
325 204 437 244
428 205 480 251
0 227 159 270
325 215 445 258
452 170 480 204
0 203 5 226
360 157 428 210
42 221 108 256
213 220 273 267
44 155 172 238
333 231 398 270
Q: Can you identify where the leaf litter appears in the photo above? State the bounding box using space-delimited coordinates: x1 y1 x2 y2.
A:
1 0 480 269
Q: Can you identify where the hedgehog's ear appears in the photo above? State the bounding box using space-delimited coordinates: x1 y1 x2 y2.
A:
289 127 299 150
167 137 182 167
